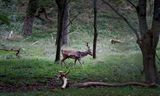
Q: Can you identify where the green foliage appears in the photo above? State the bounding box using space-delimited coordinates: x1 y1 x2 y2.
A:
0 14 10 25
1 87 160 96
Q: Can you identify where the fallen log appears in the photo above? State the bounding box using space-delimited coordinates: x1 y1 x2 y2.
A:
0 48 21 57
57 71 159 89
70 82 158 88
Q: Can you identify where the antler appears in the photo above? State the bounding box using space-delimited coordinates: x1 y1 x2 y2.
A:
57 70 70 89
57 70 70 78
86 42 91 50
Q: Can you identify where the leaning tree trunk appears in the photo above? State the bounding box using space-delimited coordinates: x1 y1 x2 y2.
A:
93 0 98 59
55 0 66 62
23 0 38 36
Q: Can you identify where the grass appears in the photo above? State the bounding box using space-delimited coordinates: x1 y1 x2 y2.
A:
0 30 160 95
1 87 160 96
0 53 144 85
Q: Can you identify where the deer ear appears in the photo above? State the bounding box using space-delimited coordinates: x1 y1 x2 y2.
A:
86 42 89 45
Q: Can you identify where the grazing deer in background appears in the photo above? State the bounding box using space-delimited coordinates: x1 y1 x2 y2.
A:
110 39 123 44
61 43 92 65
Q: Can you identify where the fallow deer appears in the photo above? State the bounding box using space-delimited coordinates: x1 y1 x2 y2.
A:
110 39 123 44
61 43 92 64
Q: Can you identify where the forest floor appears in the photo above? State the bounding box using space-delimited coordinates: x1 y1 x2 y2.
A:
1 1 160 95
0 35 160 95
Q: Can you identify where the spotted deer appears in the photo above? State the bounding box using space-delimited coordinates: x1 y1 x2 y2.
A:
61 43 92 64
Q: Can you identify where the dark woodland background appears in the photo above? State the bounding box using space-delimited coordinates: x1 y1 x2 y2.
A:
0 0 160 95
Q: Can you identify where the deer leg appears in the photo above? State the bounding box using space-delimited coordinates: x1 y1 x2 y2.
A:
61 57 67 65
74 59 77 64
78 59 82 64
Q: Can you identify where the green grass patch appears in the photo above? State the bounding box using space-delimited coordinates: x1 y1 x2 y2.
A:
0 52 145 86
1 87 160 96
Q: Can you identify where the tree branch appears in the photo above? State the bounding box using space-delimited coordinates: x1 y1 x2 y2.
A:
156 52 160 64
105 15 122 19
66 0 71 6
101 0 140 40
126 0 137 9
63 12 82 36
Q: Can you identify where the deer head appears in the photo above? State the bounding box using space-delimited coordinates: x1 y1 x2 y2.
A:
86 42 93 56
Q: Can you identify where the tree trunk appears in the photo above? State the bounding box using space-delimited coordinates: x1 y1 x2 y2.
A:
136 0 158 83
93 0 98 59
136 0 148 35
62 3 69 45
139 31 158 83
136 0 160 84
56 0 69 46
23 16 35 36
152 0 160 46
136 0 148 74
55 0 66 62
23 0 38 36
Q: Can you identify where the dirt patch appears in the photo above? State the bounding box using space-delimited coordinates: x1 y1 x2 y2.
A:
0 79 61 92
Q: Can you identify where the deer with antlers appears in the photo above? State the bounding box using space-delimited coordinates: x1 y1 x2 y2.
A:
61 43 92 65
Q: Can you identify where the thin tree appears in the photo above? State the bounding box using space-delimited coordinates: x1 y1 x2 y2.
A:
93 0 98 59
22 0 39 36
55 0 67 62
102 0 160 83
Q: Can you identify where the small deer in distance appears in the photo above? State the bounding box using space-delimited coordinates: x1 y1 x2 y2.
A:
61 43 92 65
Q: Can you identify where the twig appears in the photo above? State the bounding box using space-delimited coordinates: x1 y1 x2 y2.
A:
63 12 82 36
156 52 160 64
64 12 82 31
126 0 137 9
31 41 39 45
51 33 54 41
104 15 122 19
